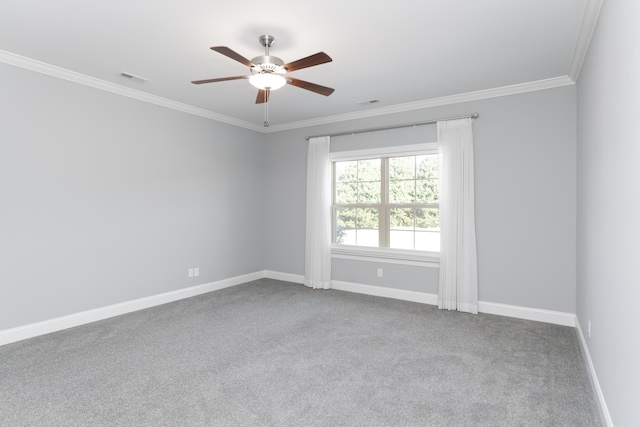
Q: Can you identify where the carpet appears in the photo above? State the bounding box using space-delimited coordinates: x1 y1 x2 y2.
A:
0 279 602 426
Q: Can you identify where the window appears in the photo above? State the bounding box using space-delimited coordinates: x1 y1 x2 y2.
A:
332 144 439 255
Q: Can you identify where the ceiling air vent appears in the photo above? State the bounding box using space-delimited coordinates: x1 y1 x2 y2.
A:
120 72 149 83
357 99 381 106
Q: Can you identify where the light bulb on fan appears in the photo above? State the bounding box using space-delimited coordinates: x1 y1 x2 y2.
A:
249 73 286 90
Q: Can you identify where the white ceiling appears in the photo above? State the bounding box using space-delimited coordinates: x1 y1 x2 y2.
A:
0 0 591 131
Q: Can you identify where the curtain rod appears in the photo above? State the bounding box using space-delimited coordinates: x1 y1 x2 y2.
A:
305 112 479 141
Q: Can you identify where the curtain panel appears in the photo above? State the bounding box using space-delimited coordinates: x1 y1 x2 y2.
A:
304 136 332 289
437 118 478 313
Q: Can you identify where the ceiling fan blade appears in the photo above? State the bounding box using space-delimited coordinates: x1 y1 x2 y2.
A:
287 78 335 96
191 75 247 85
211 46 253 68
284 52 332 72
255 89 270 104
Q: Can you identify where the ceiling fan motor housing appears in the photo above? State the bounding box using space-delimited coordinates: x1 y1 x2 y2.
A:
250 55 285 75
252 35 285 75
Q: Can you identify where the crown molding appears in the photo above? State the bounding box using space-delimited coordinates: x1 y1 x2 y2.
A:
569 0 605 82
0 50 264 133
1 49 575 135
264 75 576 133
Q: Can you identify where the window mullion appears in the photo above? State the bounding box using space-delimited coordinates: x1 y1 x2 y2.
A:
332 162 339 244
381 157 389 247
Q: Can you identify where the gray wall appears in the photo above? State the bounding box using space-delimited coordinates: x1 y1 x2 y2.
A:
0 58 578 332
0 63 266 330
265 85 577 313
576 0 640 425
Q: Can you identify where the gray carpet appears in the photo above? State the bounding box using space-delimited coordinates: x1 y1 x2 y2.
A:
0 279 602 426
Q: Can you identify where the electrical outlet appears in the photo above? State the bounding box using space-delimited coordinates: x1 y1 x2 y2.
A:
588 320 591 338
194 267 199 277
377 268 383 277
188 268 194 278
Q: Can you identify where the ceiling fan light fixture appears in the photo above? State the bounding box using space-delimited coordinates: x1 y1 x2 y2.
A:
249 73 286 90
192 35 334 127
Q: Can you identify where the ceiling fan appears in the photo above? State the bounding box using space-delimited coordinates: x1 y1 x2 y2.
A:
192 35 334 126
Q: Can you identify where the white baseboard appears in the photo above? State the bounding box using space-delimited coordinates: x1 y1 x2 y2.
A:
478 301 576 327
575 318 613 427
0 271 264 347
331 280 439 305
330 279 575 327
265 270 304 284
0 270 578 347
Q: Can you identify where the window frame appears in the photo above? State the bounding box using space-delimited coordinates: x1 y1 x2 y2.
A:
330 143 440 266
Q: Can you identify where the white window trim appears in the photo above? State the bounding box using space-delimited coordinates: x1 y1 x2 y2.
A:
330 142 440 266
332 244 439 267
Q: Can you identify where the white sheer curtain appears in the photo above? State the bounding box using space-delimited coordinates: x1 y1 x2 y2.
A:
304 136 332 289
437 118 478 313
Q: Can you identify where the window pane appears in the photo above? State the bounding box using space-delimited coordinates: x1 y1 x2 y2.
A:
336 161 357 183
390 230 415 250
416 178 439 203
389 156 415 180
357 159 381 182
390 206 415 250
356 207 379 247
390 208 414 229
416 231 440 252
335 207 380 247
357 181 381 204
416 155 438 179
335 182 357 204
335 208 356 245
390 208 440 250
389 180 416 204
357 207 379 228
415 208 439 231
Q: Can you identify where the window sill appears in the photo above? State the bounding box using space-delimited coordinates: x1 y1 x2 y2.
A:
331 245 439 268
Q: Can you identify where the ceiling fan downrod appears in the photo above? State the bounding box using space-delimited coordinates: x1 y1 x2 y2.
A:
259 34 275 56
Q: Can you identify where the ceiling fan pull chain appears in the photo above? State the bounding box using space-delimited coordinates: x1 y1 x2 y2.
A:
264 93 269 127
